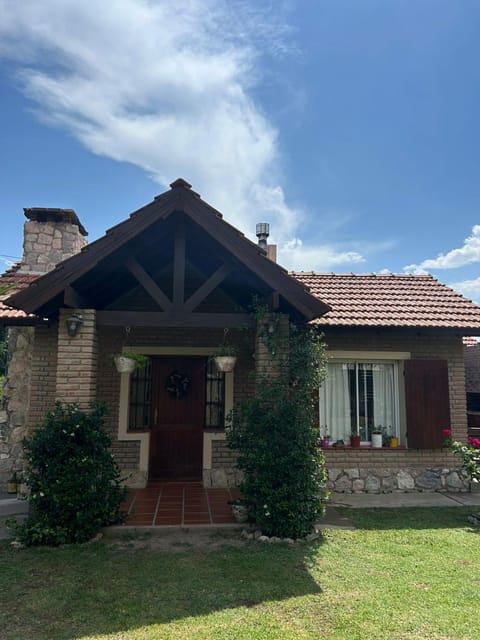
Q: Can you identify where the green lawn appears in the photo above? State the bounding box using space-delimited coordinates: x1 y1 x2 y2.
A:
1 508 479 640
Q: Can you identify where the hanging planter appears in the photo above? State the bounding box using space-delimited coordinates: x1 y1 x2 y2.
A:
213 345 237 373
214 356 237 372
114 352 148 374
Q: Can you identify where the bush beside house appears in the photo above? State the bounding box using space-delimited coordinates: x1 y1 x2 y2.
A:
10 403 126 546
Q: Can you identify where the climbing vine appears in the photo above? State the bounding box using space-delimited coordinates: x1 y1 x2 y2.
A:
227 304 328 539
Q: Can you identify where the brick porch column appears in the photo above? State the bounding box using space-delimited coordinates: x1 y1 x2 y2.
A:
56 308 98 409
255 313 289 380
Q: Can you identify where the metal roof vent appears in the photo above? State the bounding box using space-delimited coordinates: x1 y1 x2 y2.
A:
256 223 269 253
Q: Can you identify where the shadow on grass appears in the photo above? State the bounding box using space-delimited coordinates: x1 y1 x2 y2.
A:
0 535 324 640
336 506 480 532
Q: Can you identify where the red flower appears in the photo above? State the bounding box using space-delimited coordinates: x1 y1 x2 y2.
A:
467 437 480 448
442 429 452 437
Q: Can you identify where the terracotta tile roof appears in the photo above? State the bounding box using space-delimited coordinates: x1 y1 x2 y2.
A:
292 272 480 330
0 263 39 321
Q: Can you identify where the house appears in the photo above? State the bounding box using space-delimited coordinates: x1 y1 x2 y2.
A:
2 178 480 493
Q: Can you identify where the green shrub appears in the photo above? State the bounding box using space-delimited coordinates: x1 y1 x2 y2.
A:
227 320 328 539
11 403 126 546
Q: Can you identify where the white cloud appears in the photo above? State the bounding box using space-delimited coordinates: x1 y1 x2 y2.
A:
448 277 480 303
404 225 480 273
279 238 364 271
0 0 366 269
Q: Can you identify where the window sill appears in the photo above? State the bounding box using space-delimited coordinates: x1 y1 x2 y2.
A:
322 445 407 451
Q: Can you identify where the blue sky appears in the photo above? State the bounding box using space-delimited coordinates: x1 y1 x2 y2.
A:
1 0 480 300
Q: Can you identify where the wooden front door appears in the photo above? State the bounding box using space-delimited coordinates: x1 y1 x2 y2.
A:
149 356 206 479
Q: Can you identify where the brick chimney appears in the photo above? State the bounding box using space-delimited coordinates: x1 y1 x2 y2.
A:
19 208 88 274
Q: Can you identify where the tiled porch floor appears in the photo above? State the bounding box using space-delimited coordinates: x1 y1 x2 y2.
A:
122 481 243 526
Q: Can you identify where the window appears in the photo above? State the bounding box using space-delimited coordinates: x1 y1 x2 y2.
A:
205 358 226 429
320 361 399 442
128 358 152 430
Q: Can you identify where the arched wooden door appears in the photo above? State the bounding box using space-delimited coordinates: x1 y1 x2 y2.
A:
149 356 206 480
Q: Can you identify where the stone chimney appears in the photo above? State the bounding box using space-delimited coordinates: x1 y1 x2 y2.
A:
19 208 88 274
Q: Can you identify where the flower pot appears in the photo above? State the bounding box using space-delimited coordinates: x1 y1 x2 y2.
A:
371 433 383 448
231 504 249 523
320 438 330 449
214 356 237 373
389 437 399 448
350 435 361 448
114 356 136 374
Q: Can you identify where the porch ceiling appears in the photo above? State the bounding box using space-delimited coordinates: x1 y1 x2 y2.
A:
5 180 329 325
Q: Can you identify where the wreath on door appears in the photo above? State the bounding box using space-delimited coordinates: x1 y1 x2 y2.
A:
165 370 191 398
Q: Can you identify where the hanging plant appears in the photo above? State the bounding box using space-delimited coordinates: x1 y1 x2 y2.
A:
113 352 148 374
213 344 237 372
165 370 191 398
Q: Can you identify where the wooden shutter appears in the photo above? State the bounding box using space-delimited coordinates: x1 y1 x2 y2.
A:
404 359 450 449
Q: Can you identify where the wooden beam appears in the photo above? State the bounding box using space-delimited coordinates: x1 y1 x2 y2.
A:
268 291 280 311
184 263 231 312
96 310 253 328
173 217 186 308
125 257 172 311
63 286 91 309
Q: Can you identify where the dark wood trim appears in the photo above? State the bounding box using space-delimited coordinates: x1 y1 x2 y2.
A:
173 217 186 308
63 285 91 308
125 257 172 311
96 310 253 328
6 191 181 313
269 291 280 311
184 263 231 312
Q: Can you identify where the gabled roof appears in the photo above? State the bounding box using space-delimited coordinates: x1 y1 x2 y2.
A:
292 272 480 332
4 179 329 322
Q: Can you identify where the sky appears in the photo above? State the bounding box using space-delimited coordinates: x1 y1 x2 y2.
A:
1 0 480 301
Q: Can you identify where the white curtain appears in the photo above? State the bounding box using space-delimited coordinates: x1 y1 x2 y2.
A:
320 363 351 442
372 363 395 435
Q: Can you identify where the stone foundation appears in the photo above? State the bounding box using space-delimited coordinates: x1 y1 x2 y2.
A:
327 466 470 493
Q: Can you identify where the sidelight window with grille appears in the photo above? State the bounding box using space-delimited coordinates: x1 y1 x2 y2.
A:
205 358 226 429
128 358 152 430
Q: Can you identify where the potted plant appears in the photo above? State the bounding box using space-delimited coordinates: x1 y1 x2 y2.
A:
213 345 237 372
228 498 252 523
350 431 361 448
113 352 148 374
371 428 383 448
319 433 331 448
7 471 18 494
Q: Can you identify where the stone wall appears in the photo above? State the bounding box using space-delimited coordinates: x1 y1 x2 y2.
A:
324 448 469 493
0 327 35 485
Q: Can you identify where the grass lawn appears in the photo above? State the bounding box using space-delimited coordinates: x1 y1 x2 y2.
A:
1 507 479 640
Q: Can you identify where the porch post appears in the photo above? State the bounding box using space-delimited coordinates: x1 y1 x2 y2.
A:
254 313 290 380
56 308 98 409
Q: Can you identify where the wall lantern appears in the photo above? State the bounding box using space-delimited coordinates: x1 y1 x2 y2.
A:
65 313 83 337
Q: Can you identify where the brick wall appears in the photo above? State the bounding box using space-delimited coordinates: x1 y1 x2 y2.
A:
56 309 98 409
28 325 58 428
